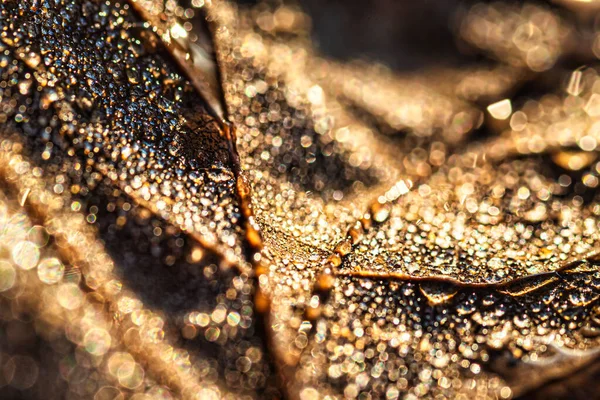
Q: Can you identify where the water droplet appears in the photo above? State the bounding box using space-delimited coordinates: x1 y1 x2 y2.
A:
419 282 458 306
12 241 39 270
207 169 234 182
37 257 65 284
552 150 597 171
84 328 112 356
314 271 335 293
126 67 140 84
0 261 16 292
334 239 352 256
370 202 390 223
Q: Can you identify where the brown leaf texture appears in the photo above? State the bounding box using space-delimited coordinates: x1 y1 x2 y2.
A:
1 0 600 399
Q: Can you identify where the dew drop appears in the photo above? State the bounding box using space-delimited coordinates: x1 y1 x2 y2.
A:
418 282 458 306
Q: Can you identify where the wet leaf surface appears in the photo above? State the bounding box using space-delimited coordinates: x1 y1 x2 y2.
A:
1 0 600 399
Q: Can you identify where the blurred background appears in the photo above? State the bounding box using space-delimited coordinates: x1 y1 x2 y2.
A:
297 0 467 71
237 0 596 72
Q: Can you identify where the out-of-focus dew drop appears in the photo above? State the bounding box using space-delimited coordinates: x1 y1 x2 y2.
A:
461 3 566 72
552 150 598 170
579 135 598 151
37 257 65 284
108 352 135 376
500 386 512 399
105 280 123 297
131 309 149 326
117 361 144 389
510 110 528 131
189 247 204 262
144 327 165 343
84 328 112 356
487 98 512 132
591 31 600 59
226 310 241 327
146 385 174 400
196 387 221 400
57 354 76 382
94 385 124 400
205 326 220 342
300 387 319 400
57 282 84 310
169 23 188 40
585 93 600 116
11 240 39 270
117 296 143 314
487 99 512 120
107 351 145 389
567 70 583 96
181 323 197 339
130 394 152 400
27 225 49 247
2 355 39 390
307 85 324 105
0 260 16 292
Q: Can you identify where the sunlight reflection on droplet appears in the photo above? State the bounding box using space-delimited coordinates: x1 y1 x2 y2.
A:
57 283 84 310
117 361 144 389
0 261 16 292
585 93 600 116
84 328 112 356
487 99 512 120
94 386 123 400
4 355 39 390
37 257 65 284
108 352 135 377
146 386 173 400
567 70 583 96
12 241 39 270
197 388 220 400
